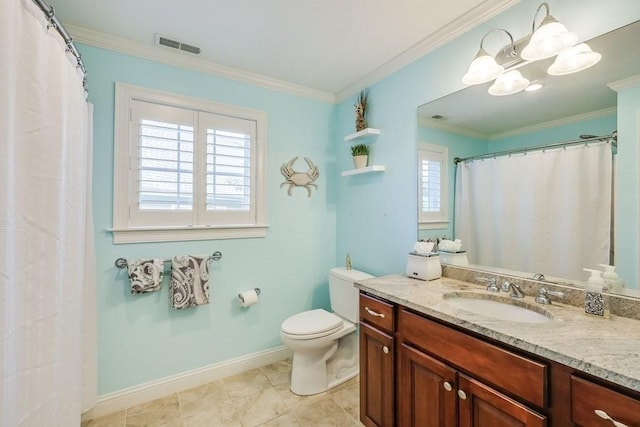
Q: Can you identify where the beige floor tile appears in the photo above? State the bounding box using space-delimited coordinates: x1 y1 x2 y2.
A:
126 394 182 427
82 411 126 427
179 379 229 405
223 369 272 398
231 388 290 427
260 360 292 387
330 380 360 421
292 396 359 427
256 413 302 427
181 397 241 427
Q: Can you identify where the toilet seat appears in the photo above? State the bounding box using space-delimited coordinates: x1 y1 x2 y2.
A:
281 309 344 339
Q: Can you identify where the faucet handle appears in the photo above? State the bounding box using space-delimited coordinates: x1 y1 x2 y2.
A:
476 277 499 292
535 287 564 304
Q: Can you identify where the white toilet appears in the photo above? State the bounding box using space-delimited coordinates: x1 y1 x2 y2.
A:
280 267 373 396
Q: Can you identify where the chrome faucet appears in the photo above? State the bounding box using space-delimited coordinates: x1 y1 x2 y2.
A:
532 273 546 281
477 277 499 292
535 288 564 305
501 281 525 298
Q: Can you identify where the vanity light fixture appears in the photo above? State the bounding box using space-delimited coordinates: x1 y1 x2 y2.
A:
524 82 544 92
462 2 600 96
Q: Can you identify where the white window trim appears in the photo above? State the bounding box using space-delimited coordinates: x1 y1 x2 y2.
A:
418 142 448 230
112 83 268 243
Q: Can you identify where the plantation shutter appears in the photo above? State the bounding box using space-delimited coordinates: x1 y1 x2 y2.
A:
419 148 444 222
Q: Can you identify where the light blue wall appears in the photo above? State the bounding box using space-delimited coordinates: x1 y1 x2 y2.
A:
82 45 337 394
335 0 640 279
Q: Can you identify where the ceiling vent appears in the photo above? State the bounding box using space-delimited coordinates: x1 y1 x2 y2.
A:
155 34 201 55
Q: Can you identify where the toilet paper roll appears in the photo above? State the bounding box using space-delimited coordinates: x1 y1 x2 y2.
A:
238 289 259 307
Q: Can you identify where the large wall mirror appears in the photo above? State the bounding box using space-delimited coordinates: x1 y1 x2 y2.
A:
417 20 640 297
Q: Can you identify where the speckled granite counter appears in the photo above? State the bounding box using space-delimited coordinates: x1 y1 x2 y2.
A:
355 275 640 393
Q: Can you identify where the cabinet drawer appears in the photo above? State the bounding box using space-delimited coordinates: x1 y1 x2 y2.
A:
399 308 547 409
571 375 640 426
359 293 394 333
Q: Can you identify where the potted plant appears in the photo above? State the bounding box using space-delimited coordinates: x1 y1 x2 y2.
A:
350 143 370 169
354 90 368 131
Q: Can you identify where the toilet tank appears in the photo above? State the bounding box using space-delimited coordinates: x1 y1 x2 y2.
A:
329 267 374 323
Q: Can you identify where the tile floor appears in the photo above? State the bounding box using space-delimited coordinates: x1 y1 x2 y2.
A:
83 359 363 427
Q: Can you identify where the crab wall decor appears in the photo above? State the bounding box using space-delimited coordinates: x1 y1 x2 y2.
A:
280 157 319 197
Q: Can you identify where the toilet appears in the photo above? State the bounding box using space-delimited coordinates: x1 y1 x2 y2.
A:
280 267 373 396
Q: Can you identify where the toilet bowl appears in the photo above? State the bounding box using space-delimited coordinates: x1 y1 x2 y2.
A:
280 267 373 396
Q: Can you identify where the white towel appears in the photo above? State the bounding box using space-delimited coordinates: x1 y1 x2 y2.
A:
170 255 210 309
438 239 463 252
413 241 435 255
127 258 164 294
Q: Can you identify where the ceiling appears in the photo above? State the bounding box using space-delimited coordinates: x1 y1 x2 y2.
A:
47 0 516 100
418 20 640 139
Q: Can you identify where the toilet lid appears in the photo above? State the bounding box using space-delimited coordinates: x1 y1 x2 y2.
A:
281 309 343 337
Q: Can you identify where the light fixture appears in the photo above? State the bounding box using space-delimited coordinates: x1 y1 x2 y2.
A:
521 3 578 61
525 82 544 92
462 29 515 85
489 70 530 96
461 2 599 97
547 43 602 75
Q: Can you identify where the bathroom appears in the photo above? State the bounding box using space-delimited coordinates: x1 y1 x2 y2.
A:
3 0 640 425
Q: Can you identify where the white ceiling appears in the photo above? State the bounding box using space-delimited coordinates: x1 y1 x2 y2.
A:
48 0 516 100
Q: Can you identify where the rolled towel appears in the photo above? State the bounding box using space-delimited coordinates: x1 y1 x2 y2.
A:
413 241 435 255
170 255 210 309
127 258 164 294
438 239 463 252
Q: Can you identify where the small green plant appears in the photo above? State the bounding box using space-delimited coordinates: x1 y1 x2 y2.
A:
350 143 369 156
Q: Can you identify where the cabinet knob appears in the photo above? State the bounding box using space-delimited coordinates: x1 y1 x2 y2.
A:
594 409 629 427
443 382 452 392
382 346 389 354
364 307 386 318
457 390 467 400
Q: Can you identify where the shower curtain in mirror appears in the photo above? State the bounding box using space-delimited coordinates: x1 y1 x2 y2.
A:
0 0 96 425
455 142 612 282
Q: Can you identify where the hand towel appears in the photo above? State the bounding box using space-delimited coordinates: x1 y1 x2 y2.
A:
438 239 463 252
171 255 210 309
413 241 435 255
127 258 164 294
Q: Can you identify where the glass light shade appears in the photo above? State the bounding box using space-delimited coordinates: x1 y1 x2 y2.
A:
547 43 602 75
488 70 530 96
521 16 578 61
462 48 504 85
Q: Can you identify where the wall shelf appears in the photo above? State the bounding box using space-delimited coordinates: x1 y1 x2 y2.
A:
341 165 386 176
344 128 381 142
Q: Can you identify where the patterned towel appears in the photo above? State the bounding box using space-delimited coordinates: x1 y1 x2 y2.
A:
171 255 210 309
127 258 164 294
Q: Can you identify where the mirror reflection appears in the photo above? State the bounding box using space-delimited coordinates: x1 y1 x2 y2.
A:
417 21 640 297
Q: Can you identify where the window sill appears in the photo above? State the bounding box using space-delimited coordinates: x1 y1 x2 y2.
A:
418 220 450 230
110 225 269 244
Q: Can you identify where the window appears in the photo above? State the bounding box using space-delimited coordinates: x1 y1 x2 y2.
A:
113 83 267 243
418 142 448 229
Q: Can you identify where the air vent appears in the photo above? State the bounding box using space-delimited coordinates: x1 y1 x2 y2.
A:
155 34 201 55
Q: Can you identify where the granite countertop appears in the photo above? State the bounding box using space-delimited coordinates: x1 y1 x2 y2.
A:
355 274 640 393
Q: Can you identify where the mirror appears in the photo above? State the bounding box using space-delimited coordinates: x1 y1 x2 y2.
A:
417 21 640 297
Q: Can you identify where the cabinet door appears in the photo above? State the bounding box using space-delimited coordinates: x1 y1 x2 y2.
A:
360 322 394 427
398 343 457 427
571 375 640 426
458 374 546 427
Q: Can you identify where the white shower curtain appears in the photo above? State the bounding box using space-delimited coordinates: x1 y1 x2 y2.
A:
455 142 612 281
0 0 96 425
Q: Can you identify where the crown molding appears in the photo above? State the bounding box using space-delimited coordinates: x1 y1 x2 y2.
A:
608 74 640 92
418 116 489 140
489 107 618 140
67 25 336 104
335 0 519 103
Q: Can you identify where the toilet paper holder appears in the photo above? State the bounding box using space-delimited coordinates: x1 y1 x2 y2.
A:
238 288 261 301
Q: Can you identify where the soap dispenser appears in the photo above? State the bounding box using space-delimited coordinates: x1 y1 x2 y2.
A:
599 264 621 292
583 268 608 317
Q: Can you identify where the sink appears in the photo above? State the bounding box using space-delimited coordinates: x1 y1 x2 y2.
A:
443 293 553 324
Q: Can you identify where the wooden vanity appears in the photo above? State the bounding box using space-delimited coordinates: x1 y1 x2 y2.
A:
357 277 640 427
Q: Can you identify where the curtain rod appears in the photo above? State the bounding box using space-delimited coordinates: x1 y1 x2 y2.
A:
453 131 617 164
31 0 87 91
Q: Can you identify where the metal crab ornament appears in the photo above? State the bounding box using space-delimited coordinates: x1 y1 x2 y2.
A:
280 156 319 197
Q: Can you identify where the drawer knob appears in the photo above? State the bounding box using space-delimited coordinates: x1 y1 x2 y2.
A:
382 346 389 354
594 409 629 427
443 382 453 392
457 390 467 400
365 307 386 318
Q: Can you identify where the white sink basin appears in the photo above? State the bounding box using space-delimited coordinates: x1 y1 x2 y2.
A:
443 293 553 324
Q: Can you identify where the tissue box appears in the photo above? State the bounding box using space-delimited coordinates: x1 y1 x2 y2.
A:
438 250 469 266
406 252 442 281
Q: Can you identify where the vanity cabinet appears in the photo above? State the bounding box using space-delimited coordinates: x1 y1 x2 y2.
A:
359 294 395 427
571 375 640 426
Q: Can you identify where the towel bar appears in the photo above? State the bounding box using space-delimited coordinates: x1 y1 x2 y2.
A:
115 251 223 269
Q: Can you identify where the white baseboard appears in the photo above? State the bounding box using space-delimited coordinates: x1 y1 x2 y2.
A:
81 345 292 422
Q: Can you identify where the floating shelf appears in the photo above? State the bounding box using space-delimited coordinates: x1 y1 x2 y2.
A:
344 128 381 142
341 165 386 176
